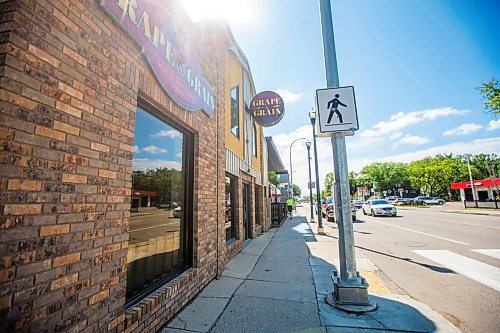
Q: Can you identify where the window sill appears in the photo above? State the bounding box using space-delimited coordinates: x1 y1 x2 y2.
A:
124 268 195 330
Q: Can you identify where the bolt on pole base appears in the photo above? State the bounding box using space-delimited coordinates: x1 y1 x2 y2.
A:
325 271 377 313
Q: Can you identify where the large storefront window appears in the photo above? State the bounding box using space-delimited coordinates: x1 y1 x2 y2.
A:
127 106 193 306
230 86 239 138
225 174 237 241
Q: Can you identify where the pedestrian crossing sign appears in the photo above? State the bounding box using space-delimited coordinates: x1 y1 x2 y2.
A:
316 86 359 135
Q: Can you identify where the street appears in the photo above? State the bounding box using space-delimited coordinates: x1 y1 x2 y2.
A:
347 206 500 332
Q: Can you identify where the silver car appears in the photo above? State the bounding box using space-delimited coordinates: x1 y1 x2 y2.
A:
362 199 397 217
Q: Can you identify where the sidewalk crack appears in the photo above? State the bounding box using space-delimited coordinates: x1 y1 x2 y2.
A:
177 317 188 330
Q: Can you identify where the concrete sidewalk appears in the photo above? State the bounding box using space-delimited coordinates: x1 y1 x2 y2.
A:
160 209 459 333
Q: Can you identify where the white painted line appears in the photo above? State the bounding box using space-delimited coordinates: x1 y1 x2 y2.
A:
472 249 500 260
413 250 500 292
130 225 171 233
369 219 470 245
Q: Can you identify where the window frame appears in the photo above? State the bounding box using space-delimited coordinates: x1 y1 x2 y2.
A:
125 98 194 308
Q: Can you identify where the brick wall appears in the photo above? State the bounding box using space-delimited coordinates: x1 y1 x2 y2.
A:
0 1 227 332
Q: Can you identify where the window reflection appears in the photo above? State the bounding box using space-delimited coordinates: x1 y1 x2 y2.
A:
252 122 257 157
230 86 239 138
127 107 187 302
225 175 237 241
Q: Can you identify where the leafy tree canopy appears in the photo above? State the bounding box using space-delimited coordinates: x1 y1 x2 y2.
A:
321 172 334 198
268 171 279 186
291 184 301 197
320 154 499 200
478 79 500 116
359 162 409 192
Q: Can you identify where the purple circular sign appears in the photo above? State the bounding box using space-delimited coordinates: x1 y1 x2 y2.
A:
250 91 285 127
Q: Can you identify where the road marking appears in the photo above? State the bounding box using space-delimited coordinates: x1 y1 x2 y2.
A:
368 219 470 245
413 250 500 292
130 224 170 232
472 249 500 260
409 216 500 230
360 271 391 294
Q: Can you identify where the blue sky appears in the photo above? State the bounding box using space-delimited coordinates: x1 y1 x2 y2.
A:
224 0 500 192
132 108 183 172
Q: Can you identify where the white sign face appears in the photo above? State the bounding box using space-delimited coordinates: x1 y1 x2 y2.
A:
316 86 359 134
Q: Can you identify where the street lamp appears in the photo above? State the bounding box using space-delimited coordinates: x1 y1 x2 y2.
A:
309 110 323 233
464 154 478 208
289 137 307 198
306 141 314 222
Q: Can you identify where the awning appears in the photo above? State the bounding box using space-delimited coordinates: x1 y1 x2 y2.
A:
265 137 286 172
450 178 500 189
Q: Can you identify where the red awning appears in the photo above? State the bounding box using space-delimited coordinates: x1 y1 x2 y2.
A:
451 178 500 189
133 190 157 197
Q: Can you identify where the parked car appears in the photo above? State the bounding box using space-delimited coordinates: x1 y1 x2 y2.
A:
322 197 357 222
385 196 399 203
156 202 170 209
173 206 182 218
432 197 446 205
352 199 364 209
412 196 445 205
362 199 397 217
394 198 411 205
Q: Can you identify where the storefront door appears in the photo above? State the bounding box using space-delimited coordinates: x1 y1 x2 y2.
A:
242 182 251 240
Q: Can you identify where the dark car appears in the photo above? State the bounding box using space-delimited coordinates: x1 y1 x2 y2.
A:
156 202 170 209
322 197 356 222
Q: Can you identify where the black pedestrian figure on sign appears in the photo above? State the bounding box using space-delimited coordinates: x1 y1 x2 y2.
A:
327 94 347 123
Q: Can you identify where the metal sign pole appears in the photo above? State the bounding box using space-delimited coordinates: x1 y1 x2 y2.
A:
318 0 376 312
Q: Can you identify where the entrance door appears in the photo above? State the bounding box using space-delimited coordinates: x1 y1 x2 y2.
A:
242 182 251 240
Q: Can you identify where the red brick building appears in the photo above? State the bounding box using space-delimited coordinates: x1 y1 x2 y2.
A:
0 1 270 332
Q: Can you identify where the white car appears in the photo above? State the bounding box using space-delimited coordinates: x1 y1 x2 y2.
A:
362 199 397 217
173 206 182 218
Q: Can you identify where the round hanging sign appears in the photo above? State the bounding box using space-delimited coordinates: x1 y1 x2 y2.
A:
250 91 285 127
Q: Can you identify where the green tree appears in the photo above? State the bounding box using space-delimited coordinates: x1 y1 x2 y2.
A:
291 184 301 197
478 79 500 116
409 155 470 198
321 172 334 198
268 171 279 186
132 168 182 204
464 153 500 180
359 162 409 193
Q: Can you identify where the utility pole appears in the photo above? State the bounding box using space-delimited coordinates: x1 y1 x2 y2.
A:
318 0 376 312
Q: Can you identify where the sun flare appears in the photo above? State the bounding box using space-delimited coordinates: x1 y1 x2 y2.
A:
181 0 253 23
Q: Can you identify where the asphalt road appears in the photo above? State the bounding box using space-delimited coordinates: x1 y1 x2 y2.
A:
352 206 500 332
129 207 181 243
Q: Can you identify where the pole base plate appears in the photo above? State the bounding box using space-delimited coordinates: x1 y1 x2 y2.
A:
324 272 378 313
317 226 325 234
325 292 377 313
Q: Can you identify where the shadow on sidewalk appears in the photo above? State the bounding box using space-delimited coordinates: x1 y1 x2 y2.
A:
309 255 440 332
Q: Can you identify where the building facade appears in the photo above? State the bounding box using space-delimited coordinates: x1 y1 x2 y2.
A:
223 32 269 262
451 178 500 206
0 1 268 332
